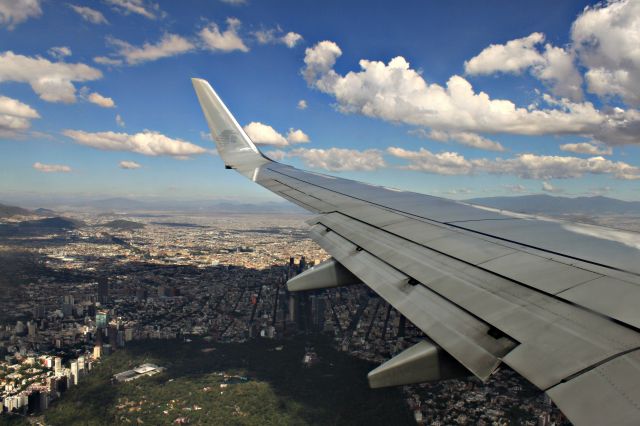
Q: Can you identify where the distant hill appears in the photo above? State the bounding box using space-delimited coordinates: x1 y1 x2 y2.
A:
34 207 56 216
466 195 640 216
101 219 145 230
0 202 32 218
0 216 84 236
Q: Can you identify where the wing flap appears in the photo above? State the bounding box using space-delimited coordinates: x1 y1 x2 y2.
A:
308 223 515 380
547 349 640 426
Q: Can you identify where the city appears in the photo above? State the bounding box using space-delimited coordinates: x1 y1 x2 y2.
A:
0 203 569 424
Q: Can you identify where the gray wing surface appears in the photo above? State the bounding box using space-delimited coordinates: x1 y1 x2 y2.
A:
192 78 640 426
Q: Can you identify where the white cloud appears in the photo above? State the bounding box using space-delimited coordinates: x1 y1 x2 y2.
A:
534 44 583 102
420 129 505 151
68 5 108 24
119 160 141 169
288 147 386 172
464 32 546 75
199 130 213 141
572 0 640 106
297 99 307 110
0 51 102 103
464 33 583 101
105 0 163 20
48 46 72 60
199 18 248 53
115 114 125 127
542 181 563 193
63 129 207 157
86 91 115 108
503 184 528 193
254 29 302 48
243 122 287 146
587 186 612 196
388 146 640 180
387 147 473 175
0 95 40 137
0 0 41 30
33 162 71 173
220 0 247 5
286 128 310 144
242 122 310 146
94 56 123 66
559 142 612 156
303 40 342 86
282 32 303 48
302 40 640 147
264 149 287 161
108 34 195 65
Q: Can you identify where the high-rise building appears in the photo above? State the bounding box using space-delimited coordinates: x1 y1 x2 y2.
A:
97 278 109 304
93 345 102 359
70 361 79 385
54 357 62 375
27 320 37 337
96 311 108 329
33 305 46 319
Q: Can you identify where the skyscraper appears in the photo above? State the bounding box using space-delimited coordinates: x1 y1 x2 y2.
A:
97 278 109 304
96 311 108 329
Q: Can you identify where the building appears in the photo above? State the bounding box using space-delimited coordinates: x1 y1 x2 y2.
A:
97 278 109 304
96 311 108 329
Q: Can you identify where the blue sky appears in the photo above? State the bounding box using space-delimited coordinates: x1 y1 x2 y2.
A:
1 0 639 204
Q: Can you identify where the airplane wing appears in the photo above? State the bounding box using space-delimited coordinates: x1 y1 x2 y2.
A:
192 78 640 426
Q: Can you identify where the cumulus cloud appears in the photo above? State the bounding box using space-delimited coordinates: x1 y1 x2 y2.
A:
464 32 546 75
572 0 640 106
68 5 108 24
93 56 123 66
286 128 310 143
303 40 342 86
255 28 303 48
282 32 303 48
199 18 248 53
119 160 141 169
243 122 287 146
417 129 505 151
85 91 115 108
302 40 640 147
264 149 287 161
503 184 528 193
115 114 125 127
0 0 41 30
107 34 195 65
559 142 612 156
297 99 307 110
288 147 386 172
542 181 564 193
0 51 102 103
33 162 71 173
387 147 473 175
465 32 584 101
242 122 310 147
63 129 207 157
0 95 40 137
387 146 640 180
105 0 163 20
48 46 72 60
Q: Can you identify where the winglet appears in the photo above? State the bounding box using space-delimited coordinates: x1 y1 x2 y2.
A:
191 78 269 170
